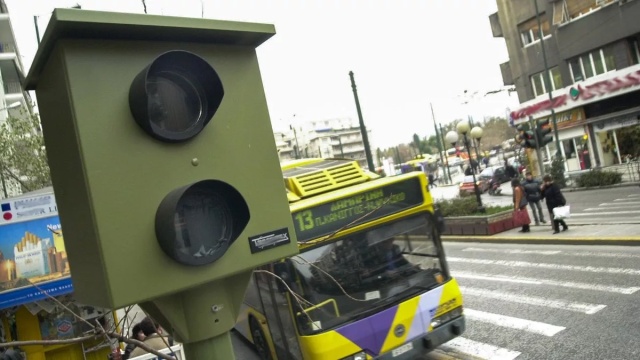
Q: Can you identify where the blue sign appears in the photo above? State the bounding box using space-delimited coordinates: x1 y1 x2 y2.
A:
0 214 73 309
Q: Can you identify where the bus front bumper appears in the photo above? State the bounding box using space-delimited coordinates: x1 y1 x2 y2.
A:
375 315 465 360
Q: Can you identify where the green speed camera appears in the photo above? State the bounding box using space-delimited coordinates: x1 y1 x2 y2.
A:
25 9 298 348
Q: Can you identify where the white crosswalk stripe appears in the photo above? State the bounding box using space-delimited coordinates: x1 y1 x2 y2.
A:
459 286 606 314
461 247 640 259
448 257 640 275
440 337 521 360
452 271 640 294
464 309 565 336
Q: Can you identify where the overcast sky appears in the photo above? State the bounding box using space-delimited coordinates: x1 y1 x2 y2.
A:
7 0 520 149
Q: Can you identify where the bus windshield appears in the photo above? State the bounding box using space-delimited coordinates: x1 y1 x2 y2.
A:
288 214 444 335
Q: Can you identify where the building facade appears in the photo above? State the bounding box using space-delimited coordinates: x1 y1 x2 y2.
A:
491 0 640 171
276 117 374 168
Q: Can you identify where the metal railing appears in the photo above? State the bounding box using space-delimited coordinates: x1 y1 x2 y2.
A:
564 162 640 186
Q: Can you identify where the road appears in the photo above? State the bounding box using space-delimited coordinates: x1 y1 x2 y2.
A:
427 242 640 360
431 182 640 225
233 241 640 360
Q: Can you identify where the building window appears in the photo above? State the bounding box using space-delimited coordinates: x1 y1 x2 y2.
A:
518 14 550 47
630 38 640 65
567 0 615 21
568 47 616 83
531 67 562 97
562 137 578 159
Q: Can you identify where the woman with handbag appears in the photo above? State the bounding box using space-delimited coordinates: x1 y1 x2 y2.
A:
512 178 531 233
541 174 569 234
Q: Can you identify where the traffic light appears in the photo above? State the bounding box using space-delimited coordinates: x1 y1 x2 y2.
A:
523 131 537 149
25 9 298 344
536 119 553 147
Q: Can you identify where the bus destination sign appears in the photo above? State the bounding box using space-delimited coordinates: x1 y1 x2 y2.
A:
292 177 424 243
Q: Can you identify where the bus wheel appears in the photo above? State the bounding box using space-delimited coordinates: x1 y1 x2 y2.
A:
250 317 272 360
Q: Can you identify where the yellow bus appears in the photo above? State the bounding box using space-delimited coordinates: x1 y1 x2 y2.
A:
235 159 465 360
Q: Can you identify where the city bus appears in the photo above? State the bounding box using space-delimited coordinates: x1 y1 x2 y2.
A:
235 159 465 359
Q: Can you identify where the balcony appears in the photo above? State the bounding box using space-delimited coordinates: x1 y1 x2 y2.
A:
3 81 21 94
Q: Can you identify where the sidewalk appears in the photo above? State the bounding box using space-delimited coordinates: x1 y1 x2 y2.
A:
442 223 640 245
498 180 640 196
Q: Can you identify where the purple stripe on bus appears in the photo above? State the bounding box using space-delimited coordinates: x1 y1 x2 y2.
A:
335 305 399 355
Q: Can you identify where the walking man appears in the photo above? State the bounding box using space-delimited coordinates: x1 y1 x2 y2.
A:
523 171 546 225
541 174 569 234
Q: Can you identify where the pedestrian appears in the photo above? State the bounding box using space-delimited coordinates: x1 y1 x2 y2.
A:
428 172 437 188
122 323 145 360
522 171 547 226
540 174 569 234
512 178 531 233
128 317 173 358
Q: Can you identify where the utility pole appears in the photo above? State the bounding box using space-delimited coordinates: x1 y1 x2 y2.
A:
431 103 449 184
349 71 375 172
439 123 452 183
534 0 562 159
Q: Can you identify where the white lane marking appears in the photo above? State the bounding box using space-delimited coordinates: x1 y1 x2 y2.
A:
460 287 606 314
460 247 640 260
628 194 640 197
464 309 565 337
448 257 640 275
613 198 639 201
571 210 640 216
584 206 640 211
462 248 561 255
441 337 521 360
452 271 640 294
598 202 640 206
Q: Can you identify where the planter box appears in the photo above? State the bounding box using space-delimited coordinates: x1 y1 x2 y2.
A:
442 210 516 236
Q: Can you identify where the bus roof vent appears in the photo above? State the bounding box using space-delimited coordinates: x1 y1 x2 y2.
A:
283 159 371 198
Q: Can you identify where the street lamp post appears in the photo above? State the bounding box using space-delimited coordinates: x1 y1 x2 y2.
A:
446 121 485 213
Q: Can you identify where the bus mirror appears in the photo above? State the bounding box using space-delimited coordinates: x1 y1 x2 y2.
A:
273 262 292 293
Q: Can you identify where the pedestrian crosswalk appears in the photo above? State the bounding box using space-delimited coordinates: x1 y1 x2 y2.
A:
427 244 640 360
570 193 640 223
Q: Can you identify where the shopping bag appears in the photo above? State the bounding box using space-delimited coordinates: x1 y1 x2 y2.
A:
513 209 531 226
553 205 571 220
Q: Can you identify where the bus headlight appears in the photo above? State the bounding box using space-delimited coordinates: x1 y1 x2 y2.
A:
340 351 366 360
430 306 463 329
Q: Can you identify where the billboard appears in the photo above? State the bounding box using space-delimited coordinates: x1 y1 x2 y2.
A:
0 192 73 309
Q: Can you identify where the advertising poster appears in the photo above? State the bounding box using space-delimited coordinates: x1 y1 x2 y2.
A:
0 192 73 309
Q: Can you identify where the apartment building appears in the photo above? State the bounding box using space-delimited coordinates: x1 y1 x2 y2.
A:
276 117 373 168
491 0 640 171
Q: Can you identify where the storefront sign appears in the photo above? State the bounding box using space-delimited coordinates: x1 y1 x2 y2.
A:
0 193 73 310
594 116 640 132
512 64 640 124
537 108 586 130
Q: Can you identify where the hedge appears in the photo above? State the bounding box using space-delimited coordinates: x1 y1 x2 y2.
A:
575 170 622 188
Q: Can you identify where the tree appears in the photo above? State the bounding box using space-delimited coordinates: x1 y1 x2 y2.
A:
0 110 52 196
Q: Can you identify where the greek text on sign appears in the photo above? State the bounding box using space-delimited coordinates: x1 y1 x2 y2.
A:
292 177 424 243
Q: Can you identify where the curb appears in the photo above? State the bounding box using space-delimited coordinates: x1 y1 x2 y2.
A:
442 235 640 246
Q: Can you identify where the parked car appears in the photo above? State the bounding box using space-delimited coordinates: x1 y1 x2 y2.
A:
459 175 489 196
479 166 511 184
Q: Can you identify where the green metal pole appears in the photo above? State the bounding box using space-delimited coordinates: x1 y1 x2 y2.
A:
184 332 235 359
394 146 402 165
349 71 375 172
439 123 452 183
430 103 448 184
534 0 562 159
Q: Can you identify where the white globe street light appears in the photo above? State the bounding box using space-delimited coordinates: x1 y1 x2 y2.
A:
456 120 471 135
445 131 459 145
